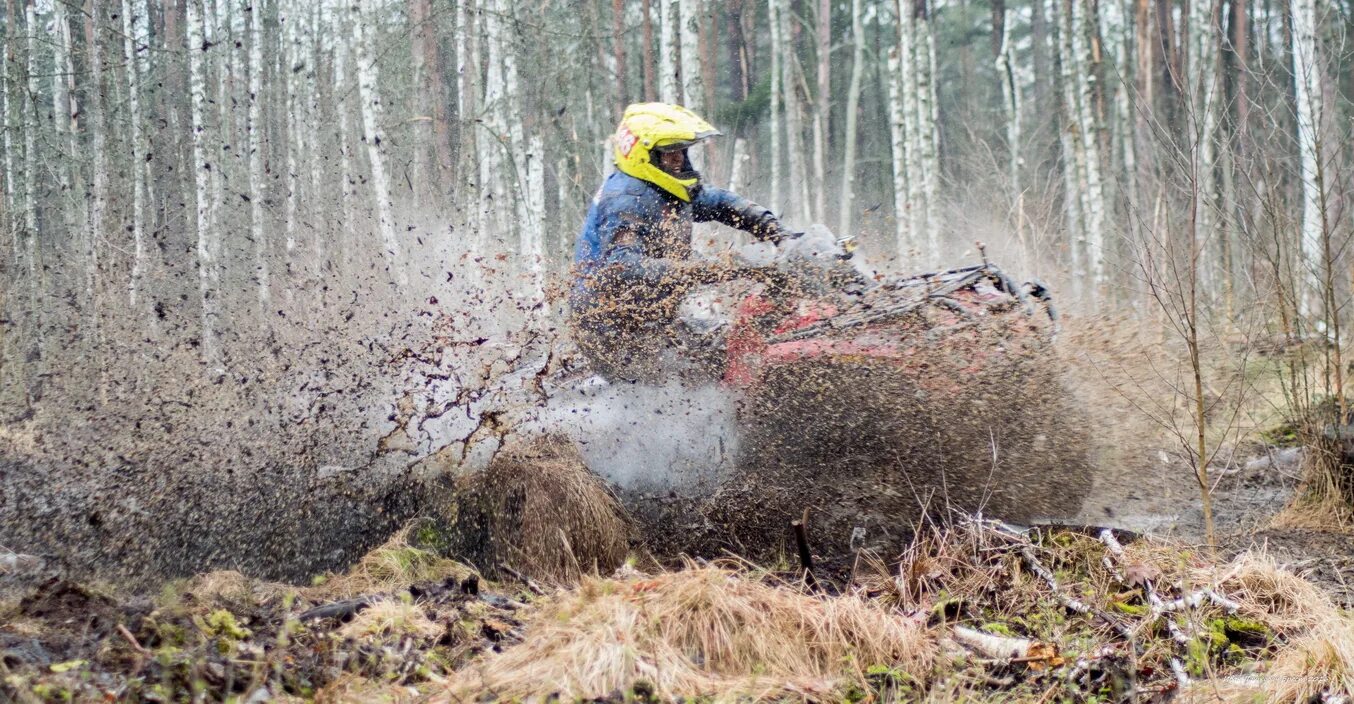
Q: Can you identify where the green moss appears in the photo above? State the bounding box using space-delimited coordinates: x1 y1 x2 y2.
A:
1110 601 1148 616
196 609 251 640
981 622 1014 636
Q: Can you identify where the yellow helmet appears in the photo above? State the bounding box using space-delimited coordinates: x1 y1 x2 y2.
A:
613 102 721 202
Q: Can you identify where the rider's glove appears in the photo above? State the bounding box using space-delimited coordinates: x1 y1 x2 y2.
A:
753 213 804 245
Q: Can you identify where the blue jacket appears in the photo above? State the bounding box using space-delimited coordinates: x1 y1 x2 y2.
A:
572 171 771 327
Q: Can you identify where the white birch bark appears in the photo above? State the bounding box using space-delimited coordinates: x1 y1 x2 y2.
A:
248 0 269 310
915 6 941 263
283 0 300 255
481 0 509 242
1073 1 1105 288
1100 0 1136 214
813 0 829 224
838 0 865 235
886 42 909 258
1292 0 1322 317
728 137 751 193
22 0 38 333
51 1 72 229
777 0 809 223
995 2 1021 198
304 2 322 272
523 135 547 312
678 0 702 162
331 0 355 261
121 0 147 307
657 0 680 103
1055 0 1088 291
768 0 782 212
85 0 108 357
2 31 14 261
898 2 920 244
188 0 222 372
455 0 480 239
353 0 404 282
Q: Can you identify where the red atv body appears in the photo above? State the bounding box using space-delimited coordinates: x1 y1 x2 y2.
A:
701 257 1089 559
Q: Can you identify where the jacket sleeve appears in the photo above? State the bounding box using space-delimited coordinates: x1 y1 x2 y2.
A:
594 196 677 283
691 185 781 240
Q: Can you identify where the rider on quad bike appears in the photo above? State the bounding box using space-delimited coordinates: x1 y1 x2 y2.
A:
571 103 800 382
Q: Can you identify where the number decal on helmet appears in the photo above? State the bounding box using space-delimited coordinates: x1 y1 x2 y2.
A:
616 125 639 158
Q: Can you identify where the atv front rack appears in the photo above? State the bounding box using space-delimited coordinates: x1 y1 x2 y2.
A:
768 264 1041 344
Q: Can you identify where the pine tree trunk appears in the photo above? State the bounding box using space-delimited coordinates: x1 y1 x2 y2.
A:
838 0 864 235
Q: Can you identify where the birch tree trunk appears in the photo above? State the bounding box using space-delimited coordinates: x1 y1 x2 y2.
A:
283 0 300 257
121 0 147 308
813 0 829 222
188 0 223 373
642 0 656 101
22 0 39 349
84 0 108 367
994 0 1022 198
248 0 269 311
886 41 909 257
1187 0 1221 295
679 0 703 165
1292 0 1323 318
915 1 941 262
658 0 680 103
455 0 481 239
332 0 356 273
51 1 73 244
352 0 405 283
481 0 510 242
768 0 783 213
838 0 865 235
777 0 810 222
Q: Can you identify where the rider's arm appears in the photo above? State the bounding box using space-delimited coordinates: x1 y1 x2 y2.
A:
691 186 789 242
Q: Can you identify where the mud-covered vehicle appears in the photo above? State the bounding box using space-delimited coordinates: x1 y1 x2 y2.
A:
619 230 1093 561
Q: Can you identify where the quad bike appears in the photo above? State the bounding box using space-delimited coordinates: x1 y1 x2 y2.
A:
609 229 1094 561
417 229 1092 568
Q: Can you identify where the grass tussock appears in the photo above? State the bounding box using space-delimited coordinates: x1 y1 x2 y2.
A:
337 598 444 644
445 434 632 584
307 526 476 600
1214 550 1336 635
447 563 932 701
1265 614 1354 701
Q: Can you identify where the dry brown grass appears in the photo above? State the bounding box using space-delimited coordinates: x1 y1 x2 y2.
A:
1265 614 1354 701
314 673 424 703
444 434 632 584
1212 551 1338 635
444 563 934 701
337 598 444 644
304 527 476 601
